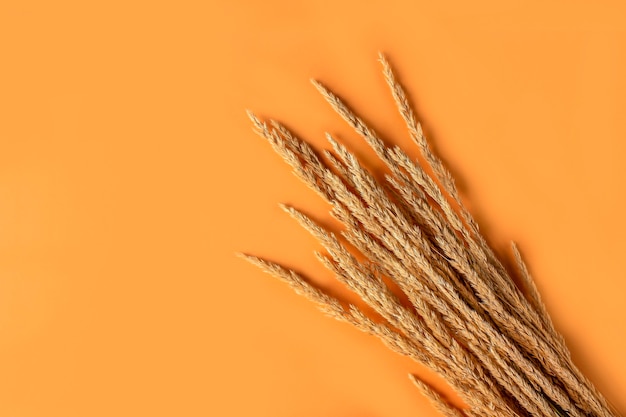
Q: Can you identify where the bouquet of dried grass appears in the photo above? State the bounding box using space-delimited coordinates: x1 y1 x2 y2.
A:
239 54 618 417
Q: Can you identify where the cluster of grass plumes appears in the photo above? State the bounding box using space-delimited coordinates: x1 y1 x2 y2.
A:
239 54 618 417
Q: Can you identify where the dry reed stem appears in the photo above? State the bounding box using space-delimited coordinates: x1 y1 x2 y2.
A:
241 55 617 417
408 374 467 417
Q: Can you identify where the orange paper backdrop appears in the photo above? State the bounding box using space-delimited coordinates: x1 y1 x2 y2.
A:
0 1 625 416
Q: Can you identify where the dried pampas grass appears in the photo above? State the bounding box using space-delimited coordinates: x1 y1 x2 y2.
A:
239 54 618 417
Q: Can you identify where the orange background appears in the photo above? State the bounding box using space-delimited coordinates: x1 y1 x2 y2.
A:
1 1 625 416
